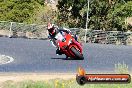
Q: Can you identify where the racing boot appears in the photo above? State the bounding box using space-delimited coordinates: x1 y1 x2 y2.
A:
56 48 63 55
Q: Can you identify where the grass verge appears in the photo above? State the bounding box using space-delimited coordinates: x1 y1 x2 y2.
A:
0 78 132 88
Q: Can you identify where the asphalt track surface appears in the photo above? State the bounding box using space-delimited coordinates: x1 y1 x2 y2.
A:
0 37 132 73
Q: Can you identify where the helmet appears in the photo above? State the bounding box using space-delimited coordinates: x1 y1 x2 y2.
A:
47 23 56 35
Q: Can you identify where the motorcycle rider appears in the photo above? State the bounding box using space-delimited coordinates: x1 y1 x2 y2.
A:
47 22 77 55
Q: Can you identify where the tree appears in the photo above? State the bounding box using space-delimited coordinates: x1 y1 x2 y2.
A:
57 0 86 28
57 0 132 31
35 0 45 5
0 0 45 24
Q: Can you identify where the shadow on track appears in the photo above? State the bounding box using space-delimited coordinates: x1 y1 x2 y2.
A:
51 57 83 60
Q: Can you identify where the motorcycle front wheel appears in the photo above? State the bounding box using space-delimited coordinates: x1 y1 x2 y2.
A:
70 47 84 60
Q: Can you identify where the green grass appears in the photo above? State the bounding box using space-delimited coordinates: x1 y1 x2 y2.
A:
115 62 129 74
1 78 132 88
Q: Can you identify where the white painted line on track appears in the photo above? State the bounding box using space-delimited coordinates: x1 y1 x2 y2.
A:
0 55 14 65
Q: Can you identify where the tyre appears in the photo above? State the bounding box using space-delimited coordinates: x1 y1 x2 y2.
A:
76 75 86 85
70 47 84 60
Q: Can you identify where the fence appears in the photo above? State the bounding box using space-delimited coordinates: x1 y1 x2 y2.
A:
0 21 48 39
80 30 132 45
0 21 132 45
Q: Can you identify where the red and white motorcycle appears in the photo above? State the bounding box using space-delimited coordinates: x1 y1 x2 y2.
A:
50 32 84 60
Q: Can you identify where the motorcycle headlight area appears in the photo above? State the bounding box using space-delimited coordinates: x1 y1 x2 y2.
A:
62 38 66 42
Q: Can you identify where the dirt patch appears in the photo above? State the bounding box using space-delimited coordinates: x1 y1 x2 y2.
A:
0 30 13 37
0 73 75 83
126 17 132 26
